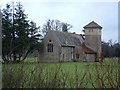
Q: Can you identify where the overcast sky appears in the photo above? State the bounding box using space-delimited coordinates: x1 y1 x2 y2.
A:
1 0 119 42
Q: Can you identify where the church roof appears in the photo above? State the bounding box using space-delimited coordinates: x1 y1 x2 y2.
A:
48 30 96 53
83 21 102 29
81 43 96 54
51 30 84 47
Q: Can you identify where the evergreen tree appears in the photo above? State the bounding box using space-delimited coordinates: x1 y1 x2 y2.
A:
2 2 42 63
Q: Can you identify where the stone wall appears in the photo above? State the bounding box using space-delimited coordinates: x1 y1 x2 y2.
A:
85 35 101 59
60 47 74 62
85 54 95 62
38 31 61 62
73 47 85 61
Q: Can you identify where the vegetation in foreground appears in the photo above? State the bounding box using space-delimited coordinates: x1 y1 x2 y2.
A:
2 58 119 88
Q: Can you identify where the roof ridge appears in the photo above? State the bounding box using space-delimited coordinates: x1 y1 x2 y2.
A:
51 30 81 36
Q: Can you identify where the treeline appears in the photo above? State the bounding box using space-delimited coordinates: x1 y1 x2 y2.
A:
102 40 120 58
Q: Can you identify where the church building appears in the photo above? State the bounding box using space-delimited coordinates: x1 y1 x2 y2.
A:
38 21 102 62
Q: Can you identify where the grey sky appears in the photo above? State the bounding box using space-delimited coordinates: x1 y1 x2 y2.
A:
1 0 118 42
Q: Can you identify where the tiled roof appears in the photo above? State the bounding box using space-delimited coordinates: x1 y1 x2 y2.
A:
83 21 102 29
81 43 96 54
51 30 84 47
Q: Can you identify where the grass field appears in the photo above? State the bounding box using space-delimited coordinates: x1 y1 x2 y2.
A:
2 58 119 88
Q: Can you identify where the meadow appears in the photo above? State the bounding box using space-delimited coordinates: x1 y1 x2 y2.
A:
2 58 119 88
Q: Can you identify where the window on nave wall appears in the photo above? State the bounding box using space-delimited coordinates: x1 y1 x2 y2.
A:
47 43 53 52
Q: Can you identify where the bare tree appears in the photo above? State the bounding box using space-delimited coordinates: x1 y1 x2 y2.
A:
42 19 72 36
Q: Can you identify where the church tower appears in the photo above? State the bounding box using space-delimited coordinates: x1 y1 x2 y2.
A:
83 21 102 61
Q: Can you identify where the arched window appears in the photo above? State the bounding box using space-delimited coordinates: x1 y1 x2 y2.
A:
47 43 53 52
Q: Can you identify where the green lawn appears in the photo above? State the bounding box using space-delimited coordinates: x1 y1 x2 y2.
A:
2 58 119 88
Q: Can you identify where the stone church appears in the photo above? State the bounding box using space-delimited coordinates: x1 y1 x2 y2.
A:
38 21 102 62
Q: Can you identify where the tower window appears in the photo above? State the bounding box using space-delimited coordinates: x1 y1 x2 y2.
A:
47 43 53 52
